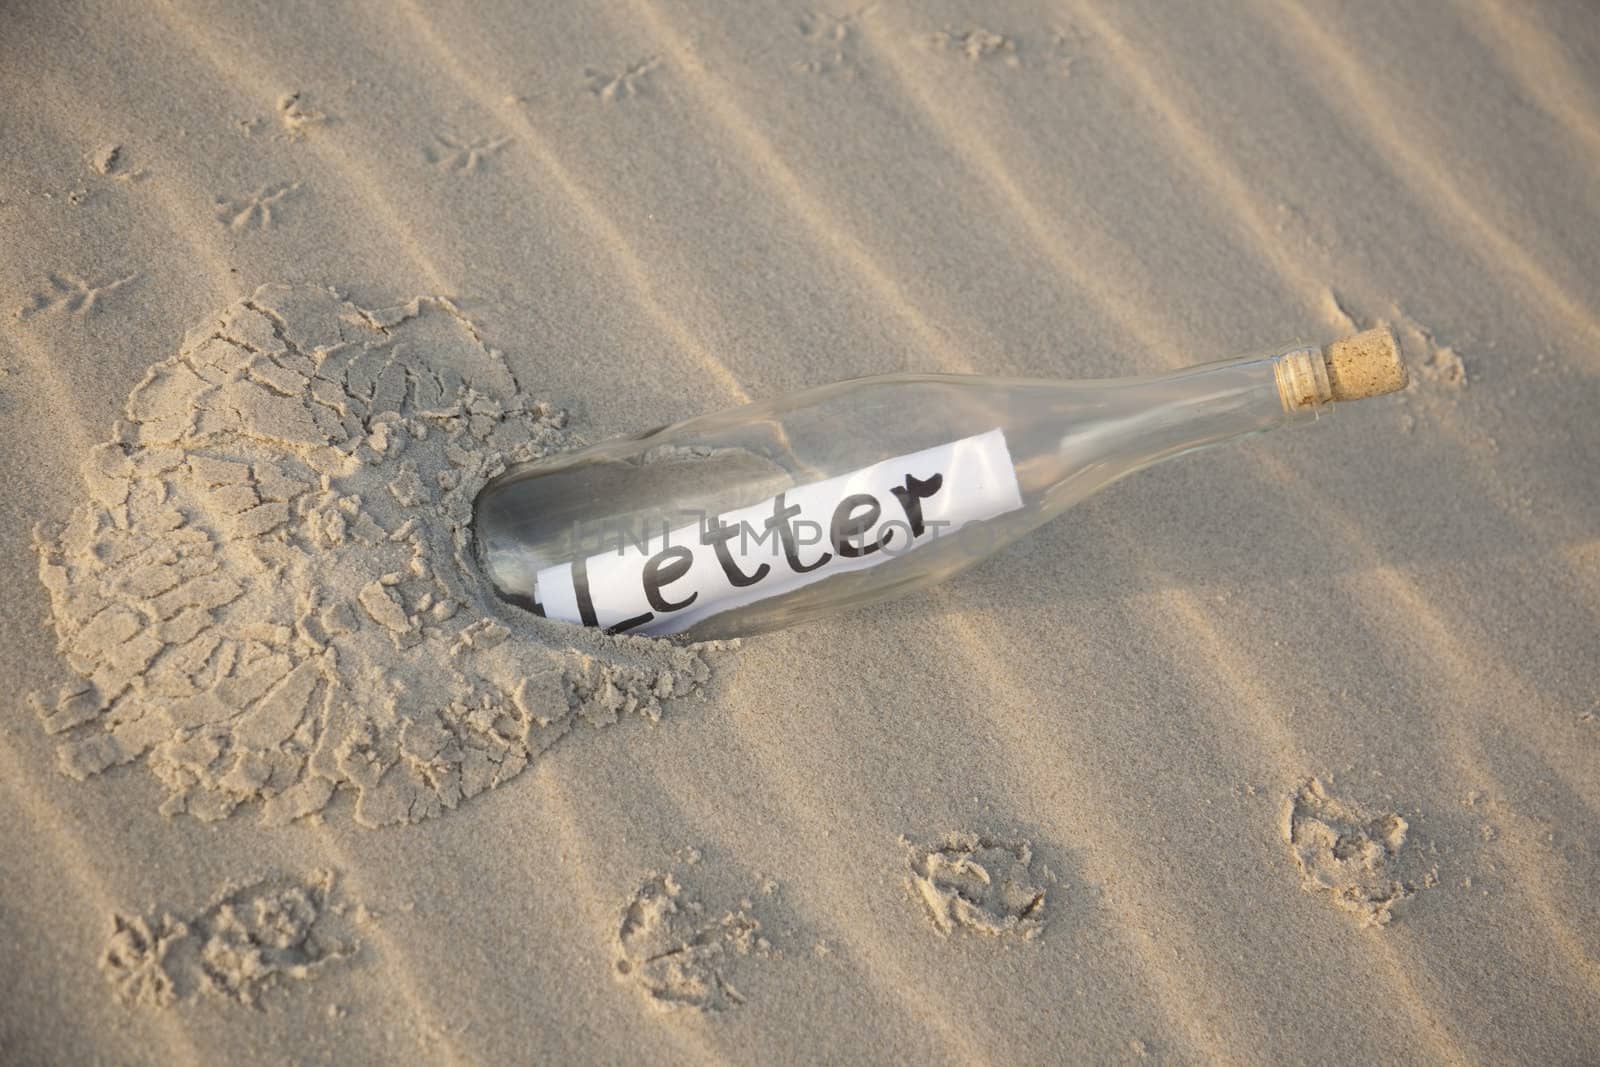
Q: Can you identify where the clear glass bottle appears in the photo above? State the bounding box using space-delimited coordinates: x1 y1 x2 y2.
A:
473 329 1406 639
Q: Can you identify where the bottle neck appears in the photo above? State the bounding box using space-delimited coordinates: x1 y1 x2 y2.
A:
1029 346 1325 508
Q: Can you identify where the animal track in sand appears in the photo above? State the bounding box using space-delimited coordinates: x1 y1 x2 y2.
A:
90 144 123 176
905 832 1051 938
1046 24 1088 76
1284 777 1435 926
30 284 720 828
277 91 329 137
793 7 874 78
17 272 138 319
215 182 303 231
86 144 146 181
614 867 773 1013
101 870 366 1008
424 134 511 173
585 57 660 101
920 24 1083 75
926 26 1022 67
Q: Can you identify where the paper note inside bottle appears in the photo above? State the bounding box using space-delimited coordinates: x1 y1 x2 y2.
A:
533 428 1024 635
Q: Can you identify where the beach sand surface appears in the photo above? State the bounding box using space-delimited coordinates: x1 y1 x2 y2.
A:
2 1 1598 1063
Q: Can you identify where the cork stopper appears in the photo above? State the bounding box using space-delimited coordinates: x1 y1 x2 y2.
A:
1322 326 1408 402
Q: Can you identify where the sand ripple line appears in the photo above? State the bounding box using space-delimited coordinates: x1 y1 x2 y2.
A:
101 869 366 1009
30 284 718 828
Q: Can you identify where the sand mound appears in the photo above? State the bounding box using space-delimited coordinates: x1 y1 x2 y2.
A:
31 284 718 828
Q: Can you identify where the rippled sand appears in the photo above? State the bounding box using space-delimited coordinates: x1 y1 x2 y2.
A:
2 2 1598 1063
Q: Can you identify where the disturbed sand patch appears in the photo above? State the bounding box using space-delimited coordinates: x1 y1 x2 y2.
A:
101 869 364 1008
1285 777 1435 926
613 864 773 1013
905 831 1051 939
30 284 718 828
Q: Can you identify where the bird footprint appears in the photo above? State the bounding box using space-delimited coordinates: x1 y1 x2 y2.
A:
794 7 874 77
585 57 660 101
424 134 511 173
17 272 137 319
214 182 303 230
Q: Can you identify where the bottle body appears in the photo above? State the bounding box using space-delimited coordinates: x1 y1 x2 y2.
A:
474 344 1335 640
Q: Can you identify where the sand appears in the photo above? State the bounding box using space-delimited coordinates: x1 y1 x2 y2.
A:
2 1 1598 1064
30 284 714 827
